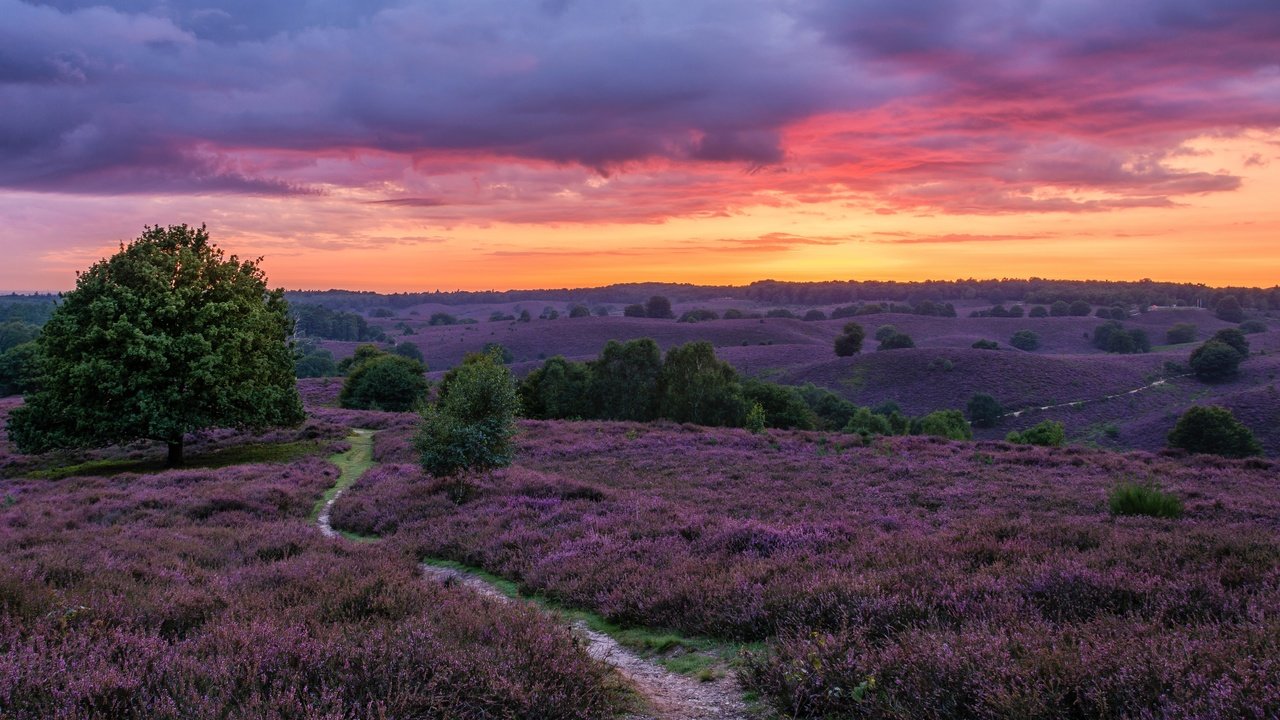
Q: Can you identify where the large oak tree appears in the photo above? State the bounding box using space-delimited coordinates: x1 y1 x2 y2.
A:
8 225 303 466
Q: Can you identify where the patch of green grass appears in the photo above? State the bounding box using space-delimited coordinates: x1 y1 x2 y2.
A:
1109 481 1184 519
311 429 375 522
419 556 752 679
28 440 324 480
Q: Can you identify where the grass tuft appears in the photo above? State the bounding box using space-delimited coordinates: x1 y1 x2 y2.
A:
1108 481 1184 519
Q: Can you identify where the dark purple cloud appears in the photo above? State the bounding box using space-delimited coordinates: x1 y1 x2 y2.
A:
0 0 1276 213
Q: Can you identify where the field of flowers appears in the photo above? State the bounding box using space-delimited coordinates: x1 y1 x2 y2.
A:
0 429 624 718
334 419 1280 718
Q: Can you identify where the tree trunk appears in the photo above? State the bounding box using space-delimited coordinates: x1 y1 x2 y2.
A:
167 439 184 467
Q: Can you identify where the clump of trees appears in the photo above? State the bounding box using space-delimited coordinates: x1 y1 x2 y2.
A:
1215 295 1244 323
1165 323 1198 344
339 347 429 412
292 303 386 342
833 322 866 357
1092 322 1151 354
1167 405 1261 458
7 224 303 466
678 309 720 323
971 339 999 350
294 339 338 378
966 393 1003 428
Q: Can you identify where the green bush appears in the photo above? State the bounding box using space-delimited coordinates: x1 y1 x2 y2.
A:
481 342 514 364
874 324 898 342
1108 482 1183 519
623 304 646 318
1239 319 1267 334
745 402 767 434
971 339 999 350
916 410 972 440
878 332 914 351
1189 340 1243 381
657 342 747 427
1165 323 1198 344
590 338 662 421
1209 328 1249 357
1215 295 1244 323
339 353 429 412
1028 306 1048 318
834 321 865 356
1006 420 1065 446
678 308 720 323
843 407 893 436
1167 405 1262 458
519 356 594 420
743 380 817 430
1010 330 1040 351
966 393 1003 428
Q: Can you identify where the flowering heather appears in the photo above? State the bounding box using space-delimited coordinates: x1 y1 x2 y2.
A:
334 419 1280 718
0 455 624 718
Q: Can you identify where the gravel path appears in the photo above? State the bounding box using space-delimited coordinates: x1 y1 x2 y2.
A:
319 430 750 720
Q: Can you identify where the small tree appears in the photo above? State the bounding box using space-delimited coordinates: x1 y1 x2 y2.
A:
834 321 865 357
917 410 972 440
1215 295 1244 323
568 304 591 318
972 339 999 350
1189 340 1243 381
392 341 424 362
519 356 594 420
966 393 1003 428
589 338 662 421
645 295 674 319
1049 300 1070 317
623 304 646 318
658 342 747 426
1167 405 1261 458
874 324 898 342
1209 328 1249 358
1010 330 1040 351
1068 300 1092 316
1006 420 1065 446
803 309 827 321
7 225 303 466
1029 306 1048 318
417 350 519 480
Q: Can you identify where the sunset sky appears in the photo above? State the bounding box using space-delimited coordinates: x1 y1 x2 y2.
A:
2 0 1278 292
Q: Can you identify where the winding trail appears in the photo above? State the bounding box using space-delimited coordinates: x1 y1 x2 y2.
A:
1002 374 1188 419
318 430 749 720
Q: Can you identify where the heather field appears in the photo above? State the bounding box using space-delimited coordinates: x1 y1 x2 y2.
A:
0 414 625 718
332 418 1280 718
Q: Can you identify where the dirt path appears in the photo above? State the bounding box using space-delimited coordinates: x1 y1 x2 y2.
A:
1003 374 1188 419
319 431 750 720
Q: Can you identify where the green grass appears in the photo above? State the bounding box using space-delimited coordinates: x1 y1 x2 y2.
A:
1109 481 1184 519
311 428 375 521
25 440 324 480
419 557 755 679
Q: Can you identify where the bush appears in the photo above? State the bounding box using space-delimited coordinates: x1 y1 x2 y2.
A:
878 332 914 350
1166 323 1198 344
568 304 591 318
645 295 674 319
1006 420 1065 446
623 304 646 318
0 341 39 396
590 338 662 421
1010 330 1040 351
843 407 893 436
966 393 1003 428
1093 322 1150 354
1209 328 1249 357
1050 300 1070 317
1029 305 1048 318
1109 482 1184 519
519 356 594 420
518 309 532 322
874 324 898 342
678 308 719 323
830 304 859 319
417 351 519 478
339 353 429 412
1189 341 1243 381
916 409 972 440
972 339 999 350
294 350 338 378
1167 405 1262 457
833 321 865 357
802 309 827 321
742 380 818 430
1239 319 1267 334
1069 300 1092 316
722 308 746 319
428 312 458 326
744 403 767 434
1215 295 1244 323
766 308 797 319
657 342 747 427
392 341 424 363
481 343 514 364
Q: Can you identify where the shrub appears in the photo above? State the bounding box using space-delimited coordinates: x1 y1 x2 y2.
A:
518 309 532 322
929 357 954 372
834 321 865 357
742 380 817 430
1209 328 1249 357
1189 341 1243 381
1069 300 1092 316
481 342 514 364
0 341 40 396
623 304 646 318
1050 300 1071 316
1166 323 1198 344
878 332 914 350
1007 305 1024 318
1108 482 1184 519
966 393 1003 428
519 356 594 420
802 309 827 321
874 324 898 342
645 295 674 319
830 304 859 319
1006 420 1065 446
972 339 999 350
1093 322 1150 353
766 308 796 319
428 312 458 326
1029 305 1048 318
593 305 611 317
1010 330 1040 351
1167 405 1262 457
1215 295 1244 323
295 349 338 378
392 341 424 362
916 409 972 440
1095 307 1113 319
339 353 429 412
417 350 519 478
797 384 860 431
722 308 745 319
744 403 767 434
1239 319 1267 334
1109 306 1128 320
590 338 663 421
678 308 719 323
568 304 591 318
843 407 893 436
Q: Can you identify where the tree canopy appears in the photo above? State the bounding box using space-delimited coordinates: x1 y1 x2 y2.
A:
7 225 303 465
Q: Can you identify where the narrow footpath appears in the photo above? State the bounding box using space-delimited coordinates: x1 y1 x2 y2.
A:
318 430 749 720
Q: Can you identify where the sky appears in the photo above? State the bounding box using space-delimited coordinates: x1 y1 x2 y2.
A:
1 0 1278 292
